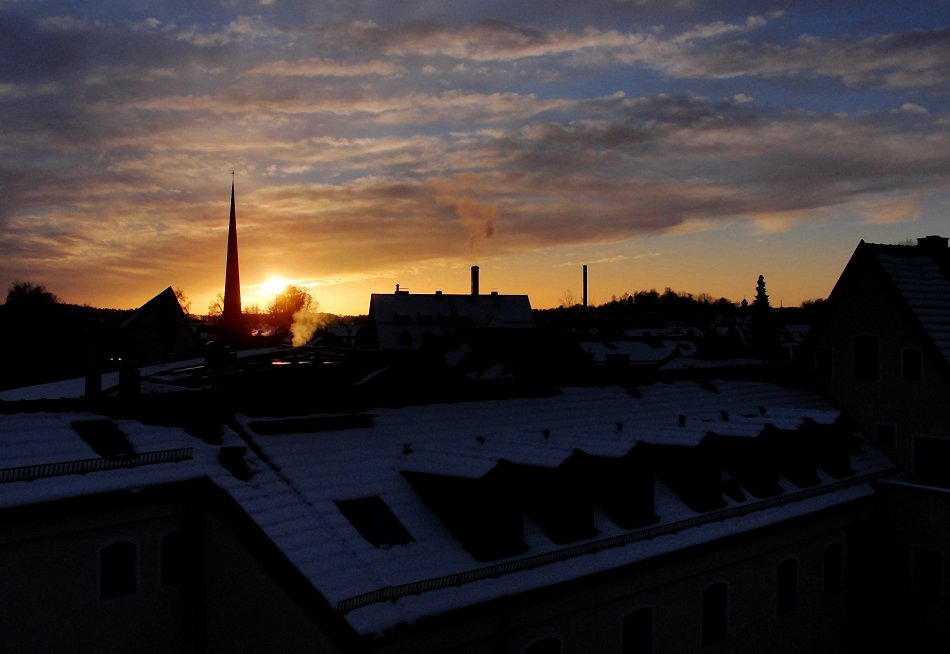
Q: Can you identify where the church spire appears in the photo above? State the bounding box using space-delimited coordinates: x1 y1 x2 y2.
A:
222 177 243 335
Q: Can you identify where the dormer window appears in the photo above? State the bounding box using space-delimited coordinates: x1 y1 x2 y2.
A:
336 497 414 548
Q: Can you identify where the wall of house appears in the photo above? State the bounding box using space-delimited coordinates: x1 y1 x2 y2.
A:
202 507 344 654
0 493 200 653
372 506 868 654
878 481 950 654
809 266 950 474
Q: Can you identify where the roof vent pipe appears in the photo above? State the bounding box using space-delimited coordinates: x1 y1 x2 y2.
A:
583 264 588 308
471 265 479 296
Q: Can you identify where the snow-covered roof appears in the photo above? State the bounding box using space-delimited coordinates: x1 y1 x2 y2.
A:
0 412 221 510
877 252 950 363
580 339 697 364
230 379 893 634
369 292 534 349
0 376 896 638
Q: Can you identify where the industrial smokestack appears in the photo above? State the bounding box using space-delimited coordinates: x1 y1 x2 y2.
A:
583 265 588 308
471 265 479 295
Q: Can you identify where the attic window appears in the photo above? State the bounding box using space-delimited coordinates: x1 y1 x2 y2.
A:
853 334 879 381
902 348 922 381
914 547 942 600
72 419 136 460
336 497 414 548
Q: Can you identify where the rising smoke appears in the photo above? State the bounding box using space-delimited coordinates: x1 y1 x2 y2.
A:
456 197 498 249
290 305 322 347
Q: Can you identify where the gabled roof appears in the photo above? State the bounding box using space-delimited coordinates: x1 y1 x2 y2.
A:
121 286 198 363
822 236 950 369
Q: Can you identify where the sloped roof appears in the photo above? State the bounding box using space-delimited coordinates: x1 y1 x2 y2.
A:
121 286 198 363
820 237 950 370
876 252 950 363
0 373 896 640
233 379 893 635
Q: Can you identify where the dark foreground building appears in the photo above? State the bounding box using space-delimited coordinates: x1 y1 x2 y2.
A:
2 237 950 653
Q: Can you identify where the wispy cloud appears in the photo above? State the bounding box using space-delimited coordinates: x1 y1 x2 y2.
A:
0 1 947 310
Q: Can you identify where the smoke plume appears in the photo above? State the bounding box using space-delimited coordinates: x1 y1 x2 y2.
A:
290 305 322 347
456 198 498 249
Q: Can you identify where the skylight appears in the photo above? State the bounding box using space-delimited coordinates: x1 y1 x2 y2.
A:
336 497 414 548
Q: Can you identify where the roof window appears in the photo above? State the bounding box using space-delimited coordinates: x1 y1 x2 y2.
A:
336 497 414 548
72 419 136 460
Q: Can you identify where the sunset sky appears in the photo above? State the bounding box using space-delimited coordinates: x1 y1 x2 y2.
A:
2 1 948 316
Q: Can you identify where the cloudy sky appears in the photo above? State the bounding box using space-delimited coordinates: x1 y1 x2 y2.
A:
2 0 949 315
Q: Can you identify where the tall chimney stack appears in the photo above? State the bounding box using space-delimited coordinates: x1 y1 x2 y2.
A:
471 265 480 296
583 264 588 308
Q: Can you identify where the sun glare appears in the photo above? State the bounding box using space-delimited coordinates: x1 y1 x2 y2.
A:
261 276 288 296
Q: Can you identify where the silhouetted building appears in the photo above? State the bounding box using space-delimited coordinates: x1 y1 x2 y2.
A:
806 236 950 478
0 359 896 654
365 288 534 350
120 286 197 364
805 235 950 653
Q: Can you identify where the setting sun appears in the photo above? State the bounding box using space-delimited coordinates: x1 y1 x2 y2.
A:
260 276 289 297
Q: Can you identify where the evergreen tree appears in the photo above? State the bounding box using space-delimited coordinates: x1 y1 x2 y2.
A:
752 275 770 310
750 274 778 358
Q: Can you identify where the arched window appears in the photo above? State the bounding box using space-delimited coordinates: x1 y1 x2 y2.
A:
100 541 137 599
816 346 833 377
824 543 844 596
913 547 942 601
902 348 922 381
622 607 653 654
701 582 728 646
853 334 879 381
776 558 798 615
161 530 196 586
523 636 561 654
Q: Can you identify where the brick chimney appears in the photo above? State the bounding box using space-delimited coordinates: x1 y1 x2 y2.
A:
583 264 588 308
471 265 479 296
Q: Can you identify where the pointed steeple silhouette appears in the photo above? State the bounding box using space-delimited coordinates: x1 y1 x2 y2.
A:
222 179 244 335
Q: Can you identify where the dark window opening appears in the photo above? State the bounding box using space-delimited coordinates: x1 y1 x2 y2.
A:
336 497 414 548
853 334 879 381
72 419 136 460
161 530 196 586
816 346 833 377
875 425 896 448
623 607 653 654
524 637 561 654
913 437 950 486
100 541 137 599
777 558 799 615
902 348 922 381
702 582 728 646
824 543 844 596
914 547 942 601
